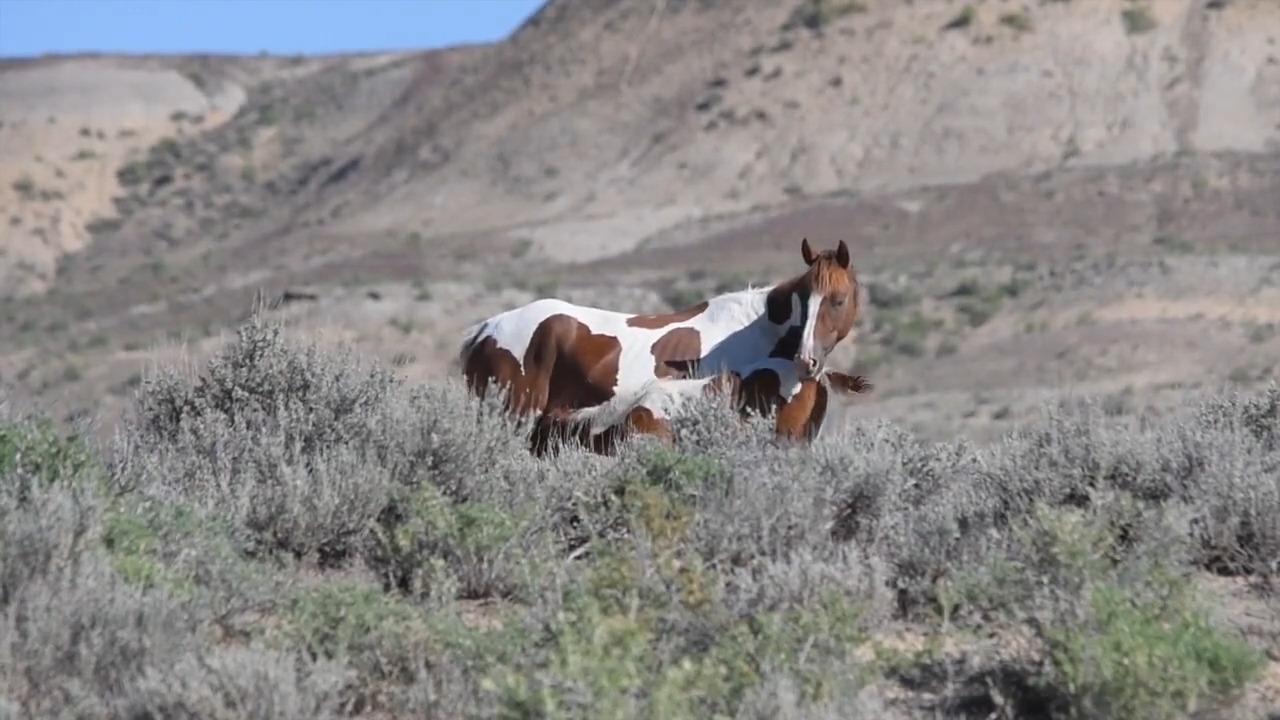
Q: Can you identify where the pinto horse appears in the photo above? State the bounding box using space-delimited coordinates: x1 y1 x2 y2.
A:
459 238 861 453
560 358 873 449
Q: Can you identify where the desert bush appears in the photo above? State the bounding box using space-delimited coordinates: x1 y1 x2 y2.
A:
0 495 190 717
0 416 100 501
488 540 876 720
367 481 545 602
101 497 286 623
5 317 1277 719
1048 579 1261 719
1121 6 1157 35
781 0 866 32
275 582 434 711
118 320 374 551
949 501 1262 718
0 422 349 719
131 646 349 720
113 316 527 560
1000 11 1033 33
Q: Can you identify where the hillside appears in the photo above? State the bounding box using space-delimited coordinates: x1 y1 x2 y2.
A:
1 0 1278 439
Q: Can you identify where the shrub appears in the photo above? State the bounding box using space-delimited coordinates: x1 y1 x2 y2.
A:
999 11 1033 33
781 0 866 32
11 176 35 199
113 316 408 559
131 646 349 720
0 477 277 718
1122 6 1157 35
5 318 1278 718
1047 580 1261 719
276 582 434 710
490 543 875 719
0 417 99 501
942 5 977 31
85 216 124 236
367 482 539 602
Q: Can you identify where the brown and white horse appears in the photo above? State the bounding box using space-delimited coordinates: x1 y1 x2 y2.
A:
459 238 861 453
564 357 874 449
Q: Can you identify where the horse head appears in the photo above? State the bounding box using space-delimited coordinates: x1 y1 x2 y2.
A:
765 238 861 380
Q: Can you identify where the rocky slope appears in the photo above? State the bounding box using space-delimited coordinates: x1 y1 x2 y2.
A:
0 0 1277 439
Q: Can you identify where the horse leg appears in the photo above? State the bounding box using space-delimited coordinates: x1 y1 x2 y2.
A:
623 407 674 446
773 380 827 442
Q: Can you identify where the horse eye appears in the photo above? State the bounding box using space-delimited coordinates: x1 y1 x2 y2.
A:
830 297 845 308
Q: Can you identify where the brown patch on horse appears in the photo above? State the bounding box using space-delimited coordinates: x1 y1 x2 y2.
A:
463 314 622 455
626 301 709 329
775 371 870 442
765 281 799 325
625 406 674 444
769 326 802 360
649 327 702 379
735 365 853 443
537 314 622 414
775 380 828 441
463 337 524 402
739 368 783 417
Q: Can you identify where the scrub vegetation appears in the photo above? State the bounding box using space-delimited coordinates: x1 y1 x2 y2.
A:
1 315 1274 718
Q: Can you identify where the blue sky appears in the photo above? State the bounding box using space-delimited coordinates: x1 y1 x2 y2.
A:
0 0 547 58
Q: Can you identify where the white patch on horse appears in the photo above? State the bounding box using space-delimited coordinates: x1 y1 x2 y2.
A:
798 291 823 374
463 287 794 399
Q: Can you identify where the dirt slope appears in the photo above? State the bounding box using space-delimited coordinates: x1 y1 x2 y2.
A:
0 0 1277 441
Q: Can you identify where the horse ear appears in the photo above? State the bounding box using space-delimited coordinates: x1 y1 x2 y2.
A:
826 372 872 395
836 240 850 269
801 238 817 266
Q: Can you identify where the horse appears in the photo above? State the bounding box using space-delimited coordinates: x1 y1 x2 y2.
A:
459 238 861 454
555 358 873 450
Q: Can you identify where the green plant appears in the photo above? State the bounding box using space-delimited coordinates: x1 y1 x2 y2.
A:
999 11 1033 32
11 176 36 199
942 5 976 31
1153 234 1193 253
1122 6 1157 35
0 418 99 497
1246 323 1274 344
957 295 1001 328
368 482 529 602
388 316 415 335
1047 582 1261 719
511 238 534 259
117 160 148 186
279 583 431 687
661 285 705 312
1227 366 1253 384
780 0 866 32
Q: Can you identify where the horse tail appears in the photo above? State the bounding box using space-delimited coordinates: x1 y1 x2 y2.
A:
458 318 490 367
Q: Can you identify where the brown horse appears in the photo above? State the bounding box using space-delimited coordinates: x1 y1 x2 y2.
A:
459 238 862 454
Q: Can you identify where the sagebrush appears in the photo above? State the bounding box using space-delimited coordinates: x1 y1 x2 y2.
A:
1 317 1273 719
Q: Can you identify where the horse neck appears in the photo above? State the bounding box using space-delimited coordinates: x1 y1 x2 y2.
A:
695 286 786 372
701 286 772 330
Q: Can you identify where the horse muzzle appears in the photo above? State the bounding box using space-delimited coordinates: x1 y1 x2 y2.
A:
796 355 822 379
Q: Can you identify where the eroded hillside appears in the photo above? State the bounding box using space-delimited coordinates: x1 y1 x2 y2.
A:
1 0 1277 438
